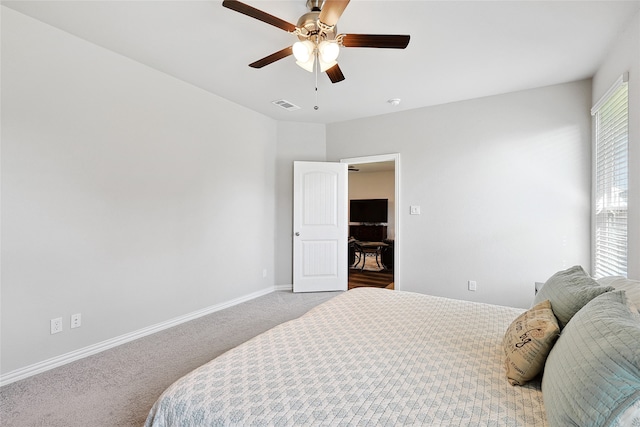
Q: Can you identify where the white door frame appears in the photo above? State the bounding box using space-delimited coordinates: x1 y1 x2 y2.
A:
341 153 401 290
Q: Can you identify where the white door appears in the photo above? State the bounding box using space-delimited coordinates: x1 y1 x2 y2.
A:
293 161 348 292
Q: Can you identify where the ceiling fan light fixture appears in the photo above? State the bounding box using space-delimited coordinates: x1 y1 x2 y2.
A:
292 40 314 63
318 40 340 62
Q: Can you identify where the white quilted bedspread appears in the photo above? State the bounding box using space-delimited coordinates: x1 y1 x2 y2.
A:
145 288 547 426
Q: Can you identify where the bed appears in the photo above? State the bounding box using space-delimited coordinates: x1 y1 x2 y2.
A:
145 267 640 426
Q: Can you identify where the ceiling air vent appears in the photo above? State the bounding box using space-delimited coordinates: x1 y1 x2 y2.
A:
272 99 301 111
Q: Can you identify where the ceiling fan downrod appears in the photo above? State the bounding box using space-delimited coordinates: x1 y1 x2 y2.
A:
306 0 324 12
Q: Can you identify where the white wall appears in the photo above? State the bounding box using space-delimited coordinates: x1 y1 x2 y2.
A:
349 171 396 239
592 10 640 280
1 8 278 375
274 122 326 287
327 80 593 308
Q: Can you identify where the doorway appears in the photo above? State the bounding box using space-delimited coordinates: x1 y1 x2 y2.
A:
341 154 400 291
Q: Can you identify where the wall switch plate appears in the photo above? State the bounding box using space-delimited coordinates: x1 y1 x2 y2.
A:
51 317 63 334
71 313 81 329
410 205 421 215
468 280 477 291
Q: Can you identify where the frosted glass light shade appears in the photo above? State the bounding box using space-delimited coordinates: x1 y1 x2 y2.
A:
296 56 315 72
319 59 337 72
318 41 340 62
293 40 314 62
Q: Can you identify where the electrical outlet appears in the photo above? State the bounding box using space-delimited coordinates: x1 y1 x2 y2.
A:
262 269 267 278
468 280 477 291
71 313 81 329
51 317 63 334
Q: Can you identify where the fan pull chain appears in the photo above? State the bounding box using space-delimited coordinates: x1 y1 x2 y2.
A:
314 52 319 110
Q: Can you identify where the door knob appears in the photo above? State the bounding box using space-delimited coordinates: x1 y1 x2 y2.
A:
295 232 300 236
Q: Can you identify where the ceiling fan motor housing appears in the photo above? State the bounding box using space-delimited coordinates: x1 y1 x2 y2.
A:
296 11 337 42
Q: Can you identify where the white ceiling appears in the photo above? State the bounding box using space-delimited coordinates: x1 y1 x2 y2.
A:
4 0 639 124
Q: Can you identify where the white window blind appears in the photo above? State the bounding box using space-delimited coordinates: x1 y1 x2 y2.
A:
592 73 629 278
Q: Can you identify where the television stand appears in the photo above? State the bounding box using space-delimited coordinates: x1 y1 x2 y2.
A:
349 225 387 242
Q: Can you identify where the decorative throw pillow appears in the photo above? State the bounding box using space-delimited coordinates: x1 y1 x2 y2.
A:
502 300 560 386
542 291 640 427
533 265 613 329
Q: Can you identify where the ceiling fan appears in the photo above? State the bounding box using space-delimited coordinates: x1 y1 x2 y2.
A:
222 0 410 83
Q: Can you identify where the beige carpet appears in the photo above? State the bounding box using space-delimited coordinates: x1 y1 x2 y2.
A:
0 290 340 427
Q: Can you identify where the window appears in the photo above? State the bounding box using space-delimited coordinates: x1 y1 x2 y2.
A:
592 73 629 278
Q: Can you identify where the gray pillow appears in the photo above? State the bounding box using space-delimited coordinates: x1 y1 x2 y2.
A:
597 276 640 312
533 265 612 329
542 291 640 426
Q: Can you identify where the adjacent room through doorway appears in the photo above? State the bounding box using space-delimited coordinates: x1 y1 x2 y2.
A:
345 158 397 290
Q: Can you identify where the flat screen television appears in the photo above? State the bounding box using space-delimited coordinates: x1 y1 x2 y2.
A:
349 199 388 223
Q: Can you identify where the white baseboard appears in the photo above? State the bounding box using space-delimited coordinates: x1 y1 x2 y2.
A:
274 283 293 291
0 285 278 387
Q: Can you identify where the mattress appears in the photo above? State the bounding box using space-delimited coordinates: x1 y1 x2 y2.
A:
145 287 546 426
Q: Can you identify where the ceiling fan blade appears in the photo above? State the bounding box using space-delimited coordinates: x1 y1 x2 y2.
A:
249 46 293 68
318 0 350 27
222 0 296 33
341 34 410 49
326 64 345 83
